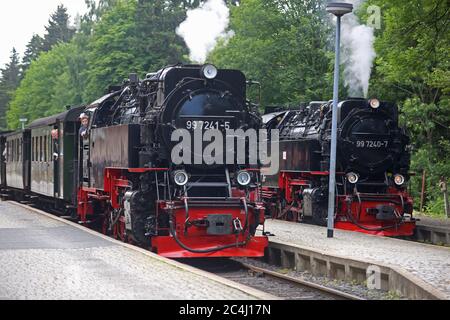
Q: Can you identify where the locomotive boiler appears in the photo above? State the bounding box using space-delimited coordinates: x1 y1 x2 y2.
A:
77 64 268 257
263 98 416 236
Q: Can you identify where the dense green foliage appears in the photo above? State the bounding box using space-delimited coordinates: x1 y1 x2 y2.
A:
7 43 86 129
41 5 76 52
84 0 192 101
210 0 334 105
0 0 448 214
7 0 195 125
364 0 449 215
0 49 21 130
22 35 44 74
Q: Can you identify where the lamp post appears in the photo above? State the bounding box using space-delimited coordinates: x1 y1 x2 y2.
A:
326 2 353 238
19 118 28 131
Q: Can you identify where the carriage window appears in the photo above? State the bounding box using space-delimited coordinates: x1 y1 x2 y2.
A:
44 135 47 162
12 140 15 162
34 137 39 162
17 139 20 162
48 135 53 161
41 136 44 162
39 136 42 162
33 137 36 162
19 139 22 162
31 138 33 162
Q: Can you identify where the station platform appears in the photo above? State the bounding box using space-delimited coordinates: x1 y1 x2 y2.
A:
265 220 450 299
0 201 273 300
417 215 450 228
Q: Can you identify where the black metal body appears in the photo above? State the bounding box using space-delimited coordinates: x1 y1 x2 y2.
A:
84 65 259 182
76 65 263 246
265 99 411 184
89 124 140 189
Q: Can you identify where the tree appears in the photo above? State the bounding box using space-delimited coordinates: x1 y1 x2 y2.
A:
22 34 44 74
133 0 191 71
83 0 191 101
42 5 76 52
83 0 140 101
210 0 332 104
366 0 450 214
80 0 120 34
0 48 21 130
210 0 334 106
7 43 84 130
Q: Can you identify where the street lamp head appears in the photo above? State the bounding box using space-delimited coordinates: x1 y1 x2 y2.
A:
326 2 353 16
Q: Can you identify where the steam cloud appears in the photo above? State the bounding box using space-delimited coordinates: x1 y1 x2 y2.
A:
176 0 234 63
340 0 376 98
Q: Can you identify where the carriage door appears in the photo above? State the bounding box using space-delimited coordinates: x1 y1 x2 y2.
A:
80 122 91 188
0 137 5 187
23 131 31 190
52 124 60 198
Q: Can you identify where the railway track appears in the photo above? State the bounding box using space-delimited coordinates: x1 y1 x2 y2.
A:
182 258 365 300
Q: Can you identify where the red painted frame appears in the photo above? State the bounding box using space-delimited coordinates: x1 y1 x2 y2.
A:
77 167 268 258
263 170 416 237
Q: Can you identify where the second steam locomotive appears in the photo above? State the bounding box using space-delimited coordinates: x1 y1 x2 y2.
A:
263 98 416 236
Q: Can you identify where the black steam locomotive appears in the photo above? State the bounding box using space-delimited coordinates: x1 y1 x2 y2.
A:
0 64 268 257
263 98 416 236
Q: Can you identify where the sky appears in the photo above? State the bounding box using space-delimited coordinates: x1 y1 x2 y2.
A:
0 0 90 69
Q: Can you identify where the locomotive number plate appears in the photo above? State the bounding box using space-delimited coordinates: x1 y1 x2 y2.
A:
184 120 234 131
356 140 389 148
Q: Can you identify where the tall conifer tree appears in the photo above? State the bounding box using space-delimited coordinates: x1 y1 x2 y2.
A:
42 5 75 52
0 48 21 130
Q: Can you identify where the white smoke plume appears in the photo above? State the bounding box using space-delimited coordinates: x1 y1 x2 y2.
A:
339 0 376 98
176 0 234 63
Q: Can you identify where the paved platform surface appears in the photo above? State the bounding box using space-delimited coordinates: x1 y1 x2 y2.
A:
265 220 450 298
0 201 271 300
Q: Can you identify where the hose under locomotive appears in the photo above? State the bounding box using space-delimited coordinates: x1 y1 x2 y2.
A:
167 197 252 254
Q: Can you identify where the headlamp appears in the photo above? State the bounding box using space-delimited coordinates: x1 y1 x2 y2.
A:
369 99 380 109
174 170 189 186
394 174 405 186
237 171 251 186
201 64 218 80
346 172 359 184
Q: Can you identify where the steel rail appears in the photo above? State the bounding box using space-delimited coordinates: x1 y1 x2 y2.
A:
240 262 366 300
